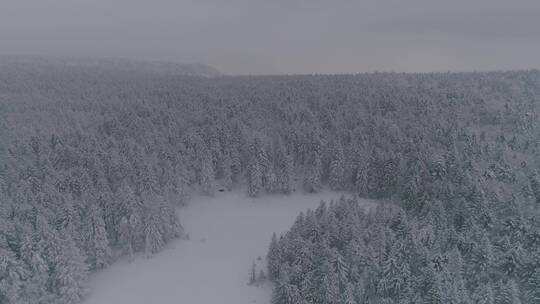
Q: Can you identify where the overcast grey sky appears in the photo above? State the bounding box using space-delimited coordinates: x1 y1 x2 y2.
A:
1 0 540 74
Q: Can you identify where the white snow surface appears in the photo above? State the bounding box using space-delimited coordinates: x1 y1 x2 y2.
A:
84 190 369 304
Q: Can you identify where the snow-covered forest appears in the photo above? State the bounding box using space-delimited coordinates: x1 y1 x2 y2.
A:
1 60 540 303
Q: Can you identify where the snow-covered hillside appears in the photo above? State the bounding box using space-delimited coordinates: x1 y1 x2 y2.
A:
83 191 371 304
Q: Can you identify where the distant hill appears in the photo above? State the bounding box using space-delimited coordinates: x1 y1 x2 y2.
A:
0 55 221 77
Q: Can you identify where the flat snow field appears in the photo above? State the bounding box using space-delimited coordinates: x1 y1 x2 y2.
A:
84 191 368 304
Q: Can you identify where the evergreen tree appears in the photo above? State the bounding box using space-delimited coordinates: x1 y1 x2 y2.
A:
275 144 293 194
267 233 281 280
0 245 26 304
271 269 302 304
19 234 53 303
144 208 164 257
526 255 540 304
425 275 444 304
82 204 111 270
377 239 411 300
472 282 495 304
249 261 257 285
200 152 214 195
51 232 89 304
528 172 540 205
247 155 263 197
341 283 357 304
498 280 522 304
257 269 267 285
118 216 134 260
354 163 368 196
303 151 322 193
221 154 233 191
329 142 345 191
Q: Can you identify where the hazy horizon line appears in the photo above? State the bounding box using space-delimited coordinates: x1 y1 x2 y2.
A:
2 53 539 77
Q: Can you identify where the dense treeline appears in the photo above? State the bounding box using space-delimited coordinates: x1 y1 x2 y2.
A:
269 197 539 304
264 72 540 302
1 61 540 303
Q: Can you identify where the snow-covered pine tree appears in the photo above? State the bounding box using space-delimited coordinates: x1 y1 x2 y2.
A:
200 151 215 195
144 207 164 257
472 282 495 304
303 151 322 193
257 269 267 285
328 141 345 191
526 251 540 304
221 154 233 190
354 162 368 196
528 171 540 205
275 143 293 194
258 143 273 192
19 233 53 303
82 203 110 270
271 268 302 304
51 231 89 304
247 143 263 197
0 244 27 304
498 280 522 304
174 162 190 205
249 261 257 285
247 159 262 197
118 216 134 260
113 180 141 248
267 232 281 280
341 283 356 304
425 273 445 304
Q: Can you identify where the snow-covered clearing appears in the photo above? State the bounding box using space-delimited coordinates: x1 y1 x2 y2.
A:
84 191 372 304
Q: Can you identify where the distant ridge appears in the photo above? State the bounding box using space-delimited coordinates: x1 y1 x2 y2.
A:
0 55 222 77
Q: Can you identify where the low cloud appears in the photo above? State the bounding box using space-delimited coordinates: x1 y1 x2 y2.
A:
1 0 539 74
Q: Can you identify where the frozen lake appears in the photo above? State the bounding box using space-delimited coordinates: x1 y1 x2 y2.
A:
83 191 367 304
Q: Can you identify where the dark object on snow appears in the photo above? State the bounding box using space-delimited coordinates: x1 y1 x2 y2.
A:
218 188 226 192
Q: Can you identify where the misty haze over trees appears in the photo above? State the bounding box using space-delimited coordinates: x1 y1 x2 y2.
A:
0 58 539 303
